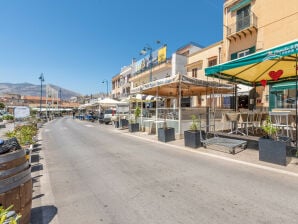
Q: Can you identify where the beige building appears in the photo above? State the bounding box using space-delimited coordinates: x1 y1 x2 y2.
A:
186 0 297 110
222 0 298 109
186 41 224 107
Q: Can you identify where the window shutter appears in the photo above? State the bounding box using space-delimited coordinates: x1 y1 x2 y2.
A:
231 52 237 60
249 46 256 54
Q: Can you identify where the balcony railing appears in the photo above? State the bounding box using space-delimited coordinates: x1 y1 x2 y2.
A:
227 12 258 36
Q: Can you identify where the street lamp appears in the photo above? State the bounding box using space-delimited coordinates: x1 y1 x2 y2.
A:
102 80 109 96
140 40 163 82
38 73 44 116
140 45 153 82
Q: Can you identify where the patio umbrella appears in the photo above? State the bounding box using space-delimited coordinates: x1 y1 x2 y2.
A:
205 39 298 147
205 39 298 86
99 98 127 108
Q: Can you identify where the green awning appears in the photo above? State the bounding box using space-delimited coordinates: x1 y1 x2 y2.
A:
205 39 298 86
271 81 298 91
230 0 252 12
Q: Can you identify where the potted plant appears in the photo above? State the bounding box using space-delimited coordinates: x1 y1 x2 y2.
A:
258 116 291 166
158 110 175 142
184 115 205 148
0 205 22 224
128 106 141 132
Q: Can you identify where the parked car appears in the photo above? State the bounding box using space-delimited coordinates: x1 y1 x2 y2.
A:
102 109 116 124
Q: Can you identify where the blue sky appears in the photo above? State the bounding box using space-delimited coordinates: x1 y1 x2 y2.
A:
0 0 223 95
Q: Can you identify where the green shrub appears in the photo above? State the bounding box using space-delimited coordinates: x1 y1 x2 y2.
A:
189 115 200 131
2 115 14 120
0 205 21 224
5 124 37 146
261 116 279 139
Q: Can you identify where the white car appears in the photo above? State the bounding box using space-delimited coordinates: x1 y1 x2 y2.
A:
103 109 116 124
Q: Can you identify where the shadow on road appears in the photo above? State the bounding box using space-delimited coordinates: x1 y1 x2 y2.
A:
31 205 58 224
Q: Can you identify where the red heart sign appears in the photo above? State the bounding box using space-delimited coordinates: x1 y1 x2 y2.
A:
269 70 283 81
260 79 267 87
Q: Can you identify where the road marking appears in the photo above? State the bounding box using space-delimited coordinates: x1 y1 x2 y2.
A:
85 124 95 128
44 129 51 132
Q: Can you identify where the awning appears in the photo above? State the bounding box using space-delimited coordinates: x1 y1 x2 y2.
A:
129 94 160 102
205 39 298 86
131 74 233 97
230 0 252 12
271 81 298 91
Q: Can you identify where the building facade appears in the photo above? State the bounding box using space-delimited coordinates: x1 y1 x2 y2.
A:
222 0 298 109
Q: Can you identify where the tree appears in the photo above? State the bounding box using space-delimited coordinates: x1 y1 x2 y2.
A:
0 102 5 110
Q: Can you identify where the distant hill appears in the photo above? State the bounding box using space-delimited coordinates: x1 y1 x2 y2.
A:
0 83 82 100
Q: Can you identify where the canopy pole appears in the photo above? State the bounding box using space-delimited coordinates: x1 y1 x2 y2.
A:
141 97 143 128
156 86 159 134
178 74 182 137
295 53 298 153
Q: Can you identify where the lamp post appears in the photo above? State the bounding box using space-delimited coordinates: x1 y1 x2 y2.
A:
38 73 44 116
140 40 163 83
102 80 109 96
140 45 153 82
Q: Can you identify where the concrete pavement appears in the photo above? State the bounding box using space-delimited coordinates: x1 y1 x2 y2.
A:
1 119 298 223
116 127 298 177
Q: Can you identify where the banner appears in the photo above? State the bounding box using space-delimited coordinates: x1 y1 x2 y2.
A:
158 46 167 63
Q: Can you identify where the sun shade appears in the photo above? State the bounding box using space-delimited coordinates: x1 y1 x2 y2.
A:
205 39 298 86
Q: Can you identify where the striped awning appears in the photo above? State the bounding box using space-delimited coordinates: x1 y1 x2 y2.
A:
129 94 160 102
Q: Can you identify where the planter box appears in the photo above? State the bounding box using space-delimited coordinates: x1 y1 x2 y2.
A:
184 130 205 148
259 137 291 166
129 123 139 132
158 127 175 143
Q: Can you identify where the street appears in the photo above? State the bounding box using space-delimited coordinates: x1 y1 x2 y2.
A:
34 117 298 224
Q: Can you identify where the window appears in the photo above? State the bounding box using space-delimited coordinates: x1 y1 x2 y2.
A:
208 57 217 67
231 46 255 60
237 49 250 58
236 4 251 32
192 68 197 78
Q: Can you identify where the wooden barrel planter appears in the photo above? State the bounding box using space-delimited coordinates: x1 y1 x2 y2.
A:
0 149 32 224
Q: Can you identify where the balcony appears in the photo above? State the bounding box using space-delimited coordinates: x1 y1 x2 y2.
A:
226 12 258 40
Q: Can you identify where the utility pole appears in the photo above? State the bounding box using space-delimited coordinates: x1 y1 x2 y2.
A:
38 73 44 117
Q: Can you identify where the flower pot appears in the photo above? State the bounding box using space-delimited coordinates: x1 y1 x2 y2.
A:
258 137 291 166
129 123 139 132
158 127 175 143
184 130 205 148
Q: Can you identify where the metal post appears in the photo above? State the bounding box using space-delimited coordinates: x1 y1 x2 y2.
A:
38 73 44 116
102 80 109 96
149 49 153 82
295 53 297 153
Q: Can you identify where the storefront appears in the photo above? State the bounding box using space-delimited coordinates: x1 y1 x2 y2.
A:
270 81 297 110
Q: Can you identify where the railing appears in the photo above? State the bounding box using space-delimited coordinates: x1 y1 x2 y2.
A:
227 12 258 36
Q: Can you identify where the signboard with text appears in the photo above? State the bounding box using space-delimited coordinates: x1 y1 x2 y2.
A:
14 106 30 119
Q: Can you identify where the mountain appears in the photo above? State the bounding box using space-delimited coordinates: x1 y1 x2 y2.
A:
0 83 82 100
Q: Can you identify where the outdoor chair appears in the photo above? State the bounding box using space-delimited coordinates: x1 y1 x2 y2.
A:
239 112 255 135
225 112 245 135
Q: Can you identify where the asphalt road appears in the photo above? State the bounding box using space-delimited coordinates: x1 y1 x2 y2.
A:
39 117 298 224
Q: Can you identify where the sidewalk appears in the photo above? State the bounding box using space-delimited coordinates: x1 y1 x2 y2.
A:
115 128 298 176
0 122 15 139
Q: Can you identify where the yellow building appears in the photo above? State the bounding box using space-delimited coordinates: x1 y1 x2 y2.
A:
186 41 224 107
222 0 298 109
187 0 297 110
